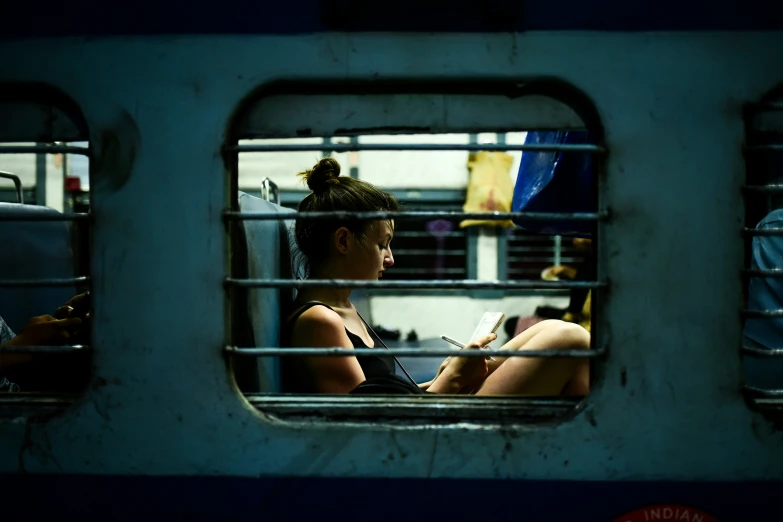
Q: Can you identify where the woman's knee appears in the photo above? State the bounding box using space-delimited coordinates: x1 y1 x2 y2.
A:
535 320 590 351
554 320 590 349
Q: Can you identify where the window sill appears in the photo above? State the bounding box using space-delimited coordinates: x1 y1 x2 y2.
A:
367 289 571 299
246 394 584 425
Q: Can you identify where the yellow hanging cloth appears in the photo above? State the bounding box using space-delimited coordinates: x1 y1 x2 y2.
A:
460 151 516 229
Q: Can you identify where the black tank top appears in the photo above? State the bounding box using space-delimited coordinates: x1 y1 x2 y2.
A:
282 301 395 393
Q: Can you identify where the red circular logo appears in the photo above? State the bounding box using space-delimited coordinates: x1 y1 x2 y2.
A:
614 505 719 522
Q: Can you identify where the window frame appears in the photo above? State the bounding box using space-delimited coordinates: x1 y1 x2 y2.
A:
0 85 93 415
225 79 607 425
740 88 783 421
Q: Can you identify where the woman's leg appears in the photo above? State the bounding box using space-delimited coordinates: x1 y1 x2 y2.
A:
475 319 590 396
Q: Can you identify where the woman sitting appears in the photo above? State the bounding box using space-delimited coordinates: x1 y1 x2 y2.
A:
283 158 590 396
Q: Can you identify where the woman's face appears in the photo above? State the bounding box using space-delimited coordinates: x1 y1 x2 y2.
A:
351 220 395 280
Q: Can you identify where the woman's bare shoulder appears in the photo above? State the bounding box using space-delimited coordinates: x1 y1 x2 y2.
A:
290 305 350 347
295 304 343 328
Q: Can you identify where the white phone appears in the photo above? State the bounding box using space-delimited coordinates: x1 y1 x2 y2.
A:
468 312 505 347
441 311 504 360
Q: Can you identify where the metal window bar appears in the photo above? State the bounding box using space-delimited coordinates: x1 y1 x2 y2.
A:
0 345 88 354
225 210 608 222
742 309 783 318
741 346 783 357
508 245 558 252
746 145 783 152
226 278 601 290
226 346 604 359
0 144 90 155
384 268 465 275
743 184 783 194
508 271 560 277
227 143 604 154
393 231 465 238
507 256 582 263
743 269 783 277
0 276 89 287
238 399 585 423
509 235 558 243
742 385 783 398
393 249 467 256
0 213 91 222
744 228 783 236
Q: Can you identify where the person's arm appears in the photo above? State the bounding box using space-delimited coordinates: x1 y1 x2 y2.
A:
418 355 456 391
289 307 366 394
3 315 81 348
417 379 434 391
0 315 82 379
425 333 497 394
0 316 30 378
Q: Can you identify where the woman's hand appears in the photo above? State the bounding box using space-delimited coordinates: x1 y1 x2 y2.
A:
434 357 451 380
428 333 496 394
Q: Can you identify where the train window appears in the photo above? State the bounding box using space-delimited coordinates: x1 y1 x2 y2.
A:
0 88 92 417
225 82 606 423
742 89 783 419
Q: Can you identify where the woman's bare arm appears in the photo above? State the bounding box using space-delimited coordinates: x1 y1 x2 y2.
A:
289 307 366 394
417 379 434 390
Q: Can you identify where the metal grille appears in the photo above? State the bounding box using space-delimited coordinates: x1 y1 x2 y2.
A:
741 97 783 414
382 202 469 281
503 229 585 280
227 139 608 364
0 142 92 356
272 198 472 282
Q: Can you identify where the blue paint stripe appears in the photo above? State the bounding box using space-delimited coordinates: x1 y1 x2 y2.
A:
0 475 779 521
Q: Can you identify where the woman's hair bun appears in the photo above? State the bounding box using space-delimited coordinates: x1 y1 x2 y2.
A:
299 157 341 192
